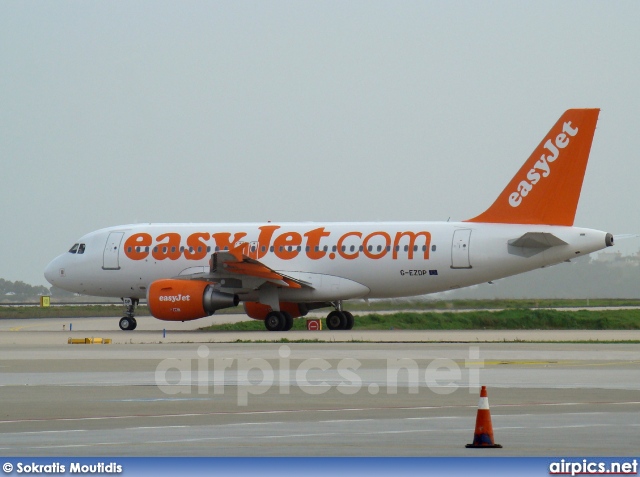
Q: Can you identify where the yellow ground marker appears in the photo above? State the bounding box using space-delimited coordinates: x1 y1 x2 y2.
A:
67 337 112 344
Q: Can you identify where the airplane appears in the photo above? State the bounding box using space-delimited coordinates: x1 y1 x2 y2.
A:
44 108 613 331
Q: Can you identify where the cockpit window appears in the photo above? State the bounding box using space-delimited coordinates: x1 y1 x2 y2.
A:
69 243 79 254
77 243 86 254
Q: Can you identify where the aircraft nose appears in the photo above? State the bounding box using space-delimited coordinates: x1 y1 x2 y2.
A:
44 256 62 286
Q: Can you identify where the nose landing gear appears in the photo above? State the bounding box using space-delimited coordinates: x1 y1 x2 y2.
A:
119 298 138 331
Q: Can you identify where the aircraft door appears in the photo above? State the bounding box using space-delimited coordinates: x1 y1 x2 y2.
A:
451 229 472 269
103 232 125 270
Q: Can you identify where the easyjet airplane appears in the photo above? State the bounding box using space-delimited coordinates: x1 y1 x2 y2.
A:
45 109 613 331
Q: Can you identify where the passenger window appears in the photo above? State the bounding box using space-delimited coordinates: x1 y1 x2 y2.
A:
432 245 436 252
69 243 79 254
404 245 409 252
77 244 86 254
414 245 418 251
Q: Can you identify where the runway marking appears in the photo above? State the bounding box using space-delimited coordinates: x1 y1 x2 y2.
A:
1 413 608 438
102 398 213 402
319 419 375 424
8 420 632 451
469 360 640 367
472 360 561 366
13 429 88 435
1 401 639 426
124 425 189 430
8 323 55 332
4 412 632 440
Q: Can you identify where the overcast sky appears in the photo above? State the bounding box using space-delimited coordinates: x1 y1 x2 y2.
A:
2 1 639 286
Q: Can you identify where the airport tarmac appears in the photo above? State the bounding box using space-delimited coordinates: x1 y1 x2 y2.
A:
2 314 640 344
0 320 639 456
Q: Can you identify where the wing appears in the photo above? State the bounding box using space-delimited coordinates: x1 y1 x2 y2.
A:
176 242 312 294
212 242 310 289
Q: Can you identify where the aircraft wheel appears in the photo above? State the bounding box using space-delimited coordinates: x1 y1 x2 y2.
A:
326 310 347 330
265 311 285 331
282 311 294 331
343 311 354 330
119 317 134 331
130 317 137 330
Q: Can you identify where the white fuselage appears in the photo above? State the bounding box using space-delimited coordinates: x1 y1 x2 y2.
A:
44 221 609 302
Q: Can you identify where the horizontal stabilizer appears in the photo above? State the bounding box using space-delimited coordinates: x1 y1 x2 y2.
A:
508 232 568 249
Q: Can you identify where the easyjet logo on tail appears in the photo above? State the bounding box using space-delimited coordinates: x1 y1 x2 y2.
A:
508 121 579 208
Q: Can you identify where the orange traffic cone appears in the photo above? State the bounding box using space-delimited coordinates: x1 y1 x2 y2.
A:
465 386 502 448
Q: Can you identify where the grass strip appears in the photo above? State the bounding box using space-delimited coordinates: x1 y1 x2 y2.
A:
200 308 640 332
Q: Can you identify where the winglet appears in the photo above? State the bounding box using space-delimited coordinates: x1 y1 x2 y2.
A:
467 109 600 226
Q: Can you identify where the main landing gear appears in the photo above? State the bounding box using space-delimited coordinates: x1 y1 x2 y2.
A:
261 302 355 332
119 297 138 331
326 310 354 330
264 311 294 331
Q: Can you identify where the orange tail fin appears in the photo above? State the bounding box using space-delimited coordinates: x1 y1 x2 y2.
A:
467 109 600 226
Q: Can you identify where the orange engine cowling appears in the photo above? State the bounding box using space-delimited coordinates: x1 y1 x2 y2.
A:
243 301 307 321
148 279 239 321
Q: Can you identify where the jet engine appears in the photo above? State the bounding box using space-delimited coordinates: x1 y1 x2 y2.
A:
147 279 239 321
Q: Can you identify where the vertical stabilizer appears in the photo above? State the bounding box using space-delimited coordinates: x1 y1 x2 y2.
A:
467 109 599 226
